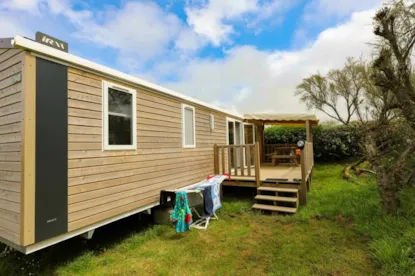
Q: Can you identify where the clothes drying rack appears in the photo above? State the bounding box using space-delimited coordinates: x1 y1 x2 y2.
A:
164 188 217 230
164 175 227 230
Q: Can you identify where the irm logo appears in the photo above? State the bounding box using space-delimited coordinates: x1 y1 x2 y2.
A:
41 36 66 51
35 32 69 53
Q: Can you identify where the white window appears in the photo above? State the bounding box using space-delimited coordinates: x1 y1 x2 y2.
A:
102 81 137 150
182 104 196 148
210 114 215 130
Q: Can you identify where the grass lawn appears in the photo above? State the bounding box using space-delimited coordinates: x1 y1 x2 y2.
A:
0 163 414 275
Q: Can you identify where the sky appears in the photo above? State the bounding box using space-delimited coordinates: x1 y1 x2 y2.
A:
0 0 384 120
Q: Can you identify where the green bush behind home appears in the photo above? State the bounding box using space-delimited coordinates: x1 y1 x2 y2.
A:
264 124 362 161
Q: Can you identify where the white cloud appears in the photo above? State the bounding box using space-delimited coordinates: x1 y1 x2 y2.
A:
184 0 304 46
1 0 381 122
0 11 30 37
0 0 72 14
73 2 183 63
175 28 207 52
163 9 378 121
0 0 204 70
185 0 259 45
304 0 383 22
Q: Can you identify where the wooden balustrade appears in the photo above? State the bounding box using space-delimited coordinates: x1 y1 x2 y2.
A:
214 142 261 187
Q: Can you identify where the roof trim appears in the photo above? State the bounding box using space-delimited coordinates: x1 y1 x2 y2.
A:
244 113 319 126
12 36 243 119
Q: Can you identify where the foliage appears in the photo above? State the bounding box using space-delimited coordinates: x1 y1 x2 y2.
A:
372 0 415 131
294 1 415 213
264 124 362 161
295 57 366 125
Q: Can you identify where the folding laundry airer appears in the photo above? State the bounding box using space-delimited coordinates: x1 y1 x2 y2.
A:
161 175 228 230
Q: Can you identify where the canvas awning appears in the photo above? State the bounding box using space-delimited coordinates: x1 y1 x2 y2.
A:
243 113 319 126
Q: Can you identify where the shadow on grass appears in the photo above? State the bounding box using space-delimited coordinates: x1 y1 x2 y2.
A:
0 187 255 275
0 213 155 275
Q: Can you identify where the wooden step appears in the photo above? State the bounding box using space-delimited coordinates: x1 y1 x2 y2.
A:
255 195 297 202
252 204 297 213
257 186 298 193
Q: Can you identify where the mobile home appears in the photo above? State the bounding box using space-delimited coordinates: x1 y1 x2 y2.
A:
0 35 317 254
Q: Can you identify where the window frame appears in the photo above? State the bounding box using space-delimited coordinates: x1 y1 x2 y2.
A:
226 117 244 145
210 114 215 130
102 81 137 151
182 104 196 148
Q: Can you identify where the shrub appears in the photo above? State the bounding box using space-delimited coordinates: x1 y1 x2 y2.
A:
264 124 362 161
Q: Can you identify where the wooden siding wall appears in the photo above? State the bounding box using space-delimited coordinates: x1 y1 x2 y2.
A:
0 49 24 244
67 67 229 231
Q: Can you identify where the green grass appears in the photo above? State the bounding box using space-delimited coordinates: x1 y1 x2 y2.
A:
0 163 414 275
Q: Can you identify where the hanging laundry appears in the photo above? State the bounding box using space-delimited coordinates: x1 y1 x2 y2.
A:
170 191 193 233
202 185 214 217
199 175 223 216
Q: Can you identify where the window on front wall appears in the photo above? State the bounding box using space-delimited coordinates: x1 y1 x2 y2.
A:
210 114 215 130
103 81 137 150
182 104 196 148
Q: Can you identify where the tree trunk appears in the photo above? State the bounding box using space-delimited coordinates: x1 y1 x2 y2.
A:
363 132 400 214
343 157 366 180
376 165 399 214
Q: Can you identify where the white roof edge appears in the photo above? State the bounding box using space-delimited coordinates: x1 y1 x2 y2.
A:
12 36 243 119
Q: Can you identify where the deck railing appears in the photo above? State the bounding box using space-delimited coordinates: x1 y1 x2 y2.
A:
263 144 297 163
214 142 261 187
299 141 314 204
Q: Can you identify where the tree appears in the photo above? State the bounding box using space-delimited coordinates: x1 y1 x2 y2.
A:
295 56 413 213
295 57 365 125
296 58 368 179
370 0 415 212
372 1 415 131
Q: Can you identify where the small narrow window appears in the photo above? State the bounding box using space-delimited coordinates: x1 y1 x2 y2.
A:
182 104 196 148
103 81 137 150
210 114 215 130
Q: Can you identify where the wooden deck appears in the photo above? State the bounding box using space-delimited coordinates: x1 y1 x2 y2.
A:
215 142 313 206
229 164 301 183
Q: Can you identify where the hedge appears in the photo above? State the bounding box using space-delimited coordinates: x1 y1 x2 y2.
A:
264 125 362 161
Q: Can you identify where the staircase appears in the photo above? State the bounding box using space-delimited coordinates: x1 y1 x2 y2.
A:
252 186 299 214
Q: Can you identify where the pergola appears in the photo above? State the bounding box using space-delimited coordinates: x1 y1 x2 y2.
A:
243 113 319 162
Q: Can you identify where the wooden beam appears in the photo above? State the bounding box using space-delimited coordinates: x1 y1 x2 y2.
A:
305 120 310 142
246 145 251 176
257 124 265 163
299 148 307 205
254 142 261 188
227 146 231 175
244 119 319 126
213 144 219 174
240 146 244 176
221 147 225 175
20 52 36 246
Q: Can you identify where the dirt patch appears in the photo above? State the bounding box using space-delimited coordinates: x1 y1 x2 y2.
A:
335 214 354 227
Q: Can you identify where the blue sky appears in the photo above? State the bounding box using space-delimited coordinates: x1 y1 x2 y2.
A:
0 0 383 120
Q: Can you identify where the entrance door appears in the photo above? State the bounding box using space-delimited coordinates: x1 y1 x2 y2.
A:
227 119 244 169
244 124 256 165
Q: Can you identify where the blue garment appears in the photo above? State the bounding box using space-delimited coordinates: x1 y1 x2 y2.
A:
199 177 222 214
203 185 214 217
170 191 192 232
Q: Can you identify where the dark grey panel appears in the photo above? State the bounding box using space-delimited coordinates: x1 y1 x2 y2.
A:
0 38 13 48
35 58 68 242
